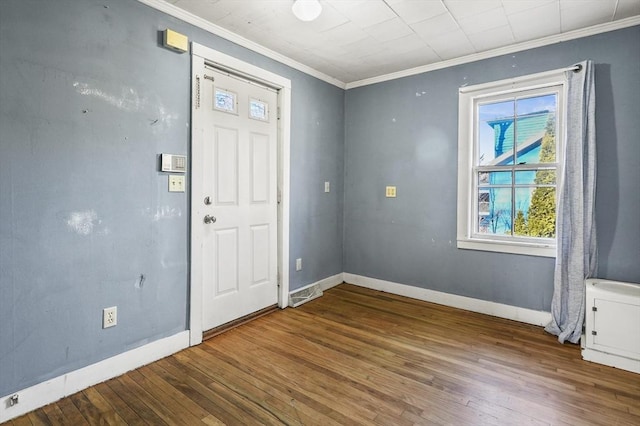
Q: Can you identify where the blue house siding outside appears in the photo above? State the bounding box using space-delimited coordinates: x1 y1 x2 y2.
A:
479 111 552 234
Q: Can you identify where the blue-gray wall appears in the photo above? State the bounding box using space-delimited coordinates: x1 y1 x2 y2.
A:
344 26 640 312
1 0 638 402
0 0 344 397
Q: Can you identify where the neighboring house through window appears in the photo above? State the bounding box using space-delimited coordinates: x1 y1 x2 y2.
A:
457 72 566 257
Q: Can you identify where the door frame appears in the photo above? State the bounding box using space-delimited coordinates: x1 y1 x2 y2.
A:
189 42 291 346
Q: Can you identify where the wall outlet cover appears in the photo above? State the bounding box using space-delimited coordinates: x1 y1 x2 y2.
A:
103 306 117 328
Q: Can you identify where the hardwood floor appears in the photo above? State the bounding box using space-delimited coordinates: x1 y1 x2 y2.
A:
8 284 640 425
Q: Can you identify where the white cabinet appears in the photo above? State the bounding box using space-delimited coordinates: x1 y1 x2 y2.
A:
583 279 640 374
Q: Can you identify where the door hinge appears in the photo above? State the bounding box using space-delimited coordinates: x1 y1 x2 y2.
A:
277 107 281 120
592 306 597 312
592 330 597 335
195 75 201 109
277 187 282 204
204 74 215 82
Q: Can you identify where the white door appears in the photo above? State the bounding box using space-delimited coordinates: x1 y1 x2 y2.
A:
194 66 279 331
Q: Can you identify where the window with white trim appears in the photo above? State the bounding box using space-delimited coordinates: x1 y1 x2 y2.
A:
457 73 566 257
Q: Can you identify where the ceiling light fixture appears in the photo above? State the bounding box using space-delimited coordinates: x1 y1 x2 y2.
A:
292 0 322 22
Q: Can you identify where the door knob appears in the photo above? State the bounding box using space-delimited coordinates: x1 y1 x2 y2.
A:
204 215 217 224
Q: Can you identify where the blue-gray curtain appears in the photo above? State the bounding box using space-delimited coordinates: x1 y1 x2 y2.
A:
545 60 598 344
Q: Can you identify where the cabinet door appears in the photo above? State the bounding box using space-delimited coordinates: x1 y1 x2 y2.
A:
592 298 640 359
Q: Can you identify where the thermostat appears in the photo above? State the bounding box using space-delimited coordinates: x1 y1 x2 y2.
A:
161 154 186 173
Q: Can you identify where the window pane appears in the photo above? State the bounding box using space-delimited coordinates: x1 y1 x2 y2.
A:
515 169 556 185
478 171 512 185
477 187 512 235
214 88 237 113
515 94 557 164
478 100 515 165
249 98 268 121
513 186 556 238
527 187 556 238
513 183 556 238
514 187 533 236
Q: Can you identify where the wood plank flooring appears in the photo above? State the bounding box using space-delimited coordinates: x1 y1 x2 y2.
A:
7 283 640 425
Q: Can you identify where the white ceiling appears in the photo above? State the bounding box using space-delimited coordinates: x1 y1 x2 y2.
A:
165 0 640 84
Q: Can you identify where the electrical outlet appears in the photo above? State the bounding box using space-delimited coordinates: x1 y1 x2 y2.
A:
296 258 302 271
103 306 117 328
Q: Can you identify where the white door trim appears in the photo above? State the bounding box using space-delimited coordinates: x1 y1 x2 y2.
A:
189 42 291 346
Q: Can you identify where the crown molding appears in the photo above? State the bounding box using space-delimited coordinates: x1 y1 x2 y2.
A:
136 0 346 89
346 16 640 89
138 1 639 92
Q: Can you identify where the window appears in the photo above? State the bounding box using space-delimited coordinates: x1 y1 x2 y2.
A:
457 72 566 257
249 98 269 121
214 88 237 114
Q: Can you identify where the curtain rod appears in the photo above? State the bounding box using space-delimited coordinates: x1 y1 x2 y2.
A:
459 63 584 93
567 64 583 73
530 64 582 80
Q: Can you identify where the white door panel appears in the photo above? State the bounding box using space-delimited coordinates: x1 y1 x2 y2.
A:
214 126 239 205
250 224 270 285
250 132 270 203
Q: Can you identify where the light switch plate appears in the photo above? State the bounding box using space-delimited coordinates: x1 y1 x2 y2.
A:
169 175 185 192
324 181 330 193
386 186 397 198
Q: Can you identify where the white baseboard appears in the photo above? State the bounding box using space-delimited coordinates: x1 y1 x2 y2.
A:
582 348 640 374
289 273 344 294
343 273 551 326
318 273 345 291
0 331 190 423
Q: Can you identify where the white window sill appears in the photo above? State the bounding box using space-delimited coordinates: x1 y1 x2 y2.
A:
457 239 556 258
